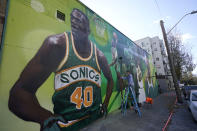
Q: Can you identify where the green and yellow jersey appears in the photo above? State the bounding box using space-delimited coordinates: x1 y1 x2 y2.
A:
53 32 102 130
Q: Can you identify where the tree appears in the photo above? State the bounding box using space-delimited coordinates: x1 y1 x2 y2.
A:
182 73 197 85
167 31 196 82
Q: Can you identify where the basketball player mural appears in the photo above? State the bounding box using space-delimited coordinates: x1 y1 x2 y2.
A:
136 60 146 104
146 55 154 97
8 8 113 131
109 32 124 98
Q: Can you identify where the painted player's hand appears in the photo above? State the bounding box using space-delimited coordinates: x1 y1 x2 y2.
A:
41 116 65 131
100 104 108 118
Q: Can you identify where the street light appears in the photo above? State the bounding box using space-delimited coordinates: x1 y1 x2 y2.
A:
160 10 197 103
167 10 197 35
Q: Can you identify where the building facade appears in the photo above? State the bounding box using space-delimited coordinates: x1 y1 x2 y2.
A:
135 36 174 90
135 36 168 76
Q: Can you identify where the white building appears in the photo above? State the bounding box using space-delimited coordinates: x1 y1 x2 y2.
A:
135 36 168 76
135 36 174 89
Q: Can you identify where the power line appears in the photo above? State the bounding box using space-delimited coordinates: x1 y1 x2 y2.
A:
153 0 163 17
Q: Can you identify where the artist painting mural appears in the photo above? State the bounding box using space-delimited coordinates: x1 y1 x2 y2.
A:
110 32 158 105
0 0 158 131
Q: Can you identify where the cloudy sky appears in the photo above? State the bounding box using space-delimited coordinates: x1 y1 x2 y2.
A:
80 0 197 74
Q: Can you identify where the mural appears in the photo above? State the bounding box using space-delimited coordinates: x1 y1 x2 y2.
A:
0 0 158 131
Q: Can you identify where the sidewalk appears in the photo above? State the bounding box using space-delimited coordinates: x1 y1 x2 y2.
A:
81 92 176 131
168 96 197 131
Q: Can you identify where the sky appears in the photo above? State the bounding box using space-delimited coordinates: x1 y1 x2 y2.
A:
80 0 197 75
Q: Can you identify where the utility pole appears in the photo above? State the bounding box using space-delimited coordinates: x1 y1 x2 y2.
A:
160 20 183 103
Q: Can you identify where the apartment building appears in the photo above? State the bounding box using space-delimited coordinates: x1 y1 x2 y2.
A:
135 36 168 76
135 36 174 90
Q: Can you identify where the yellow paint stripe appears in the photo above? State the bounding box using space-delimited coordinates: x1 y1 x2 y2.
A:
94 44 101 71
56 32 69 71
71 32 93 61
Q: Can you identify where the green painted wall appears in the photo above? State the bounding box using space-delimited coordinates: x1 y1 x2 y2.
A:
0 0 158 130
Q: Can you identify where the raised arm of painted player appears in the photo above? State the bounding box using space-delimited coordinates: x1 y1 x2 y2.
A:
8 34 66 126
97 48 113 108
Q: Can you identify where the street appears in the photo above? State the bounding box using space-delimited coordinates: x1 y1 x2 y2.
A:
81 91 197 131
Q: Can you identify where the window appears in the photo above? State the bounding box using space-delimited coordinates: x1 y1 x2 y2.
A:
141 42 144 47
56 10 65 21
154 48 157 51
153 42 156 45
156 58 159 61
192 93 197 101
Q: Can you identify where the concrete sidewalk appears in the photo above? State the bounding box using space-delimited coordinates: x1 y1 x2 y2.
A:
81 92 176 131
168 96 197 131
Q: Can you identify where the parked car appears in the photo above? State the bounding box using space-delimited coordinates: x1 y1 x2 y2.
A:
183 85 197 100
187 90 197 121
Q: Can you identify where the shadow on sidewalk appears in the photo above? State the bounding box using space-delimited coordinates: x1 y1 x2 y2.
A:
81 91 176 131
167 95 197 131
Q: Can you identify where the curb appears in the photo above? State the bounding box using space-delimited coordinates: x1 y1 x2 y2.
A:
162 97 177 131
